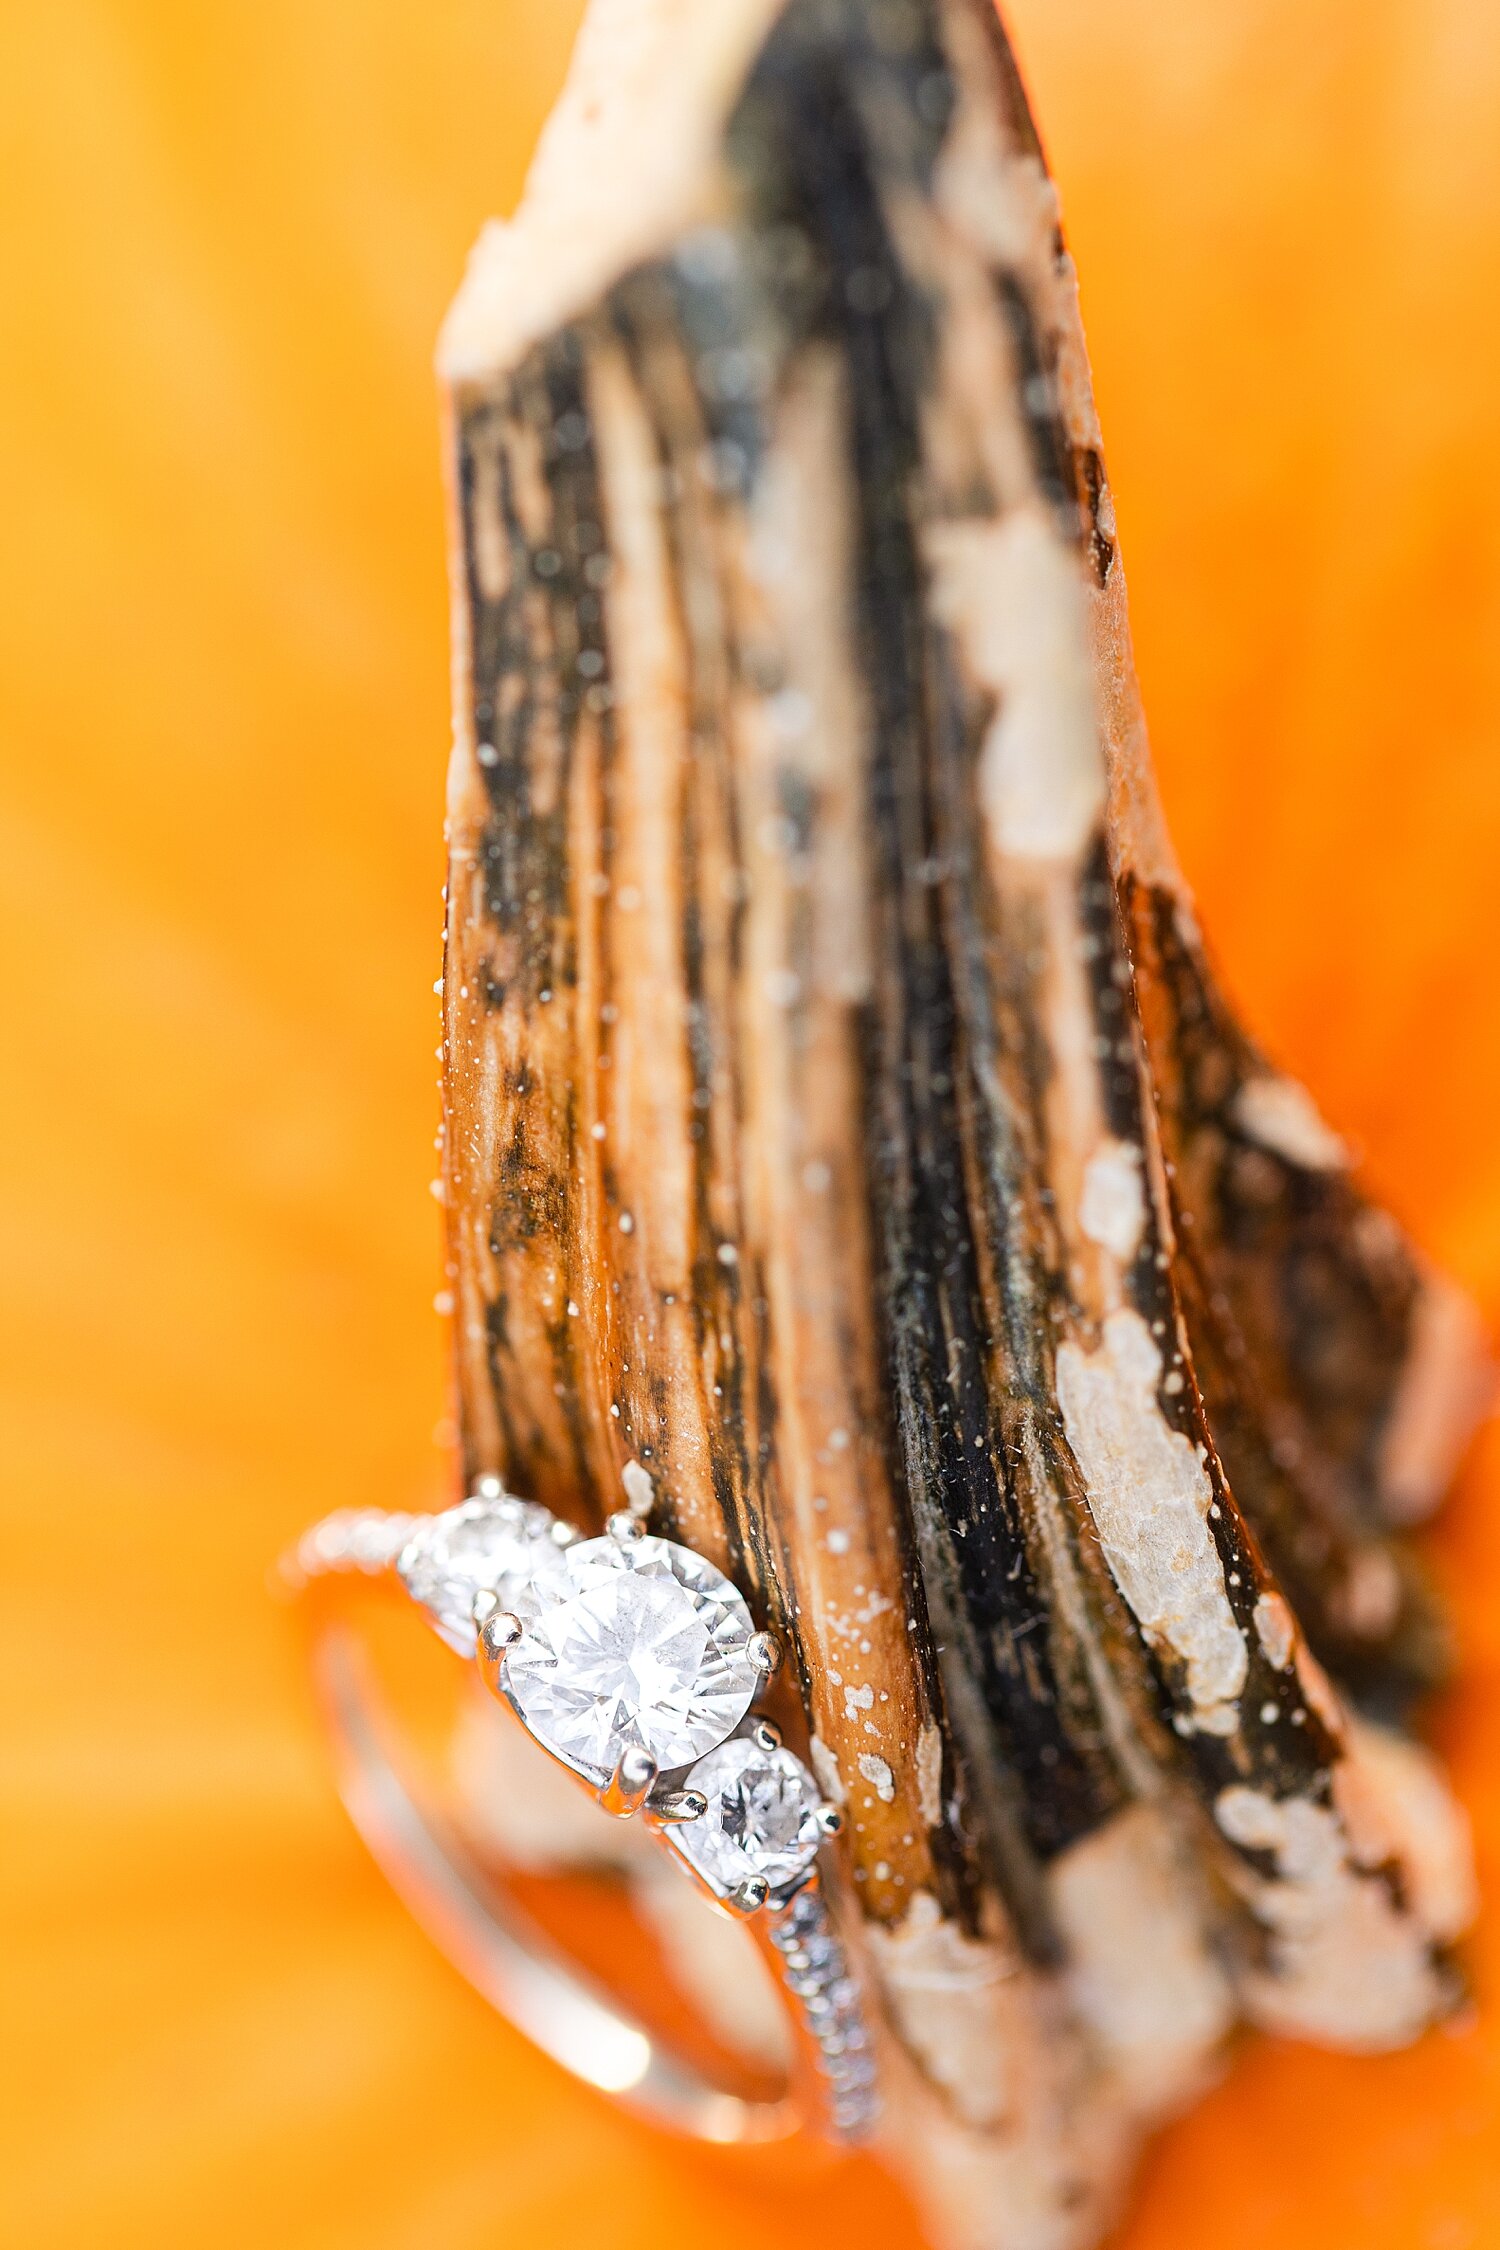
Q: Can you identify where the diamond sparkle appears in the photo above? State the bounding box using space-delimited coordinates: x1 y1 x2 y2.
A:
670 1735 824 1899
398 1495 563 1655
503 1532 758 1780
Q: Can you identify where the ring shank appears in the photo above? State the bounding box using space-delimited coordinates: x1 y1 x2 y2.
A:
307 1596 821 2145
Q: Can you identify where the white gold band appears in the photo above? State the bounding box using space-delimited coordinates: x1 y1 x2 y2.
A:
286 1494 881 2145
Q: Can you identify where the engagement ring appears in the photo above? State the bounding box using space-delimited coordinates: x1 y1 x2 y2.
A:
285 1479 881 2145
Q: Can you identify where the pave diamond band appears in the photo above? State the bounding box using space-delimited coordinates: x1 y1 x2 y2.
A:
286 1481 881 2145
769 1887 880 2138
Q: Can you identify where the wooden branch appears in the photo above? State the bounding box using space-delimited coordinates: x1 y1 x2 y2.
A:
435 2 1483 2242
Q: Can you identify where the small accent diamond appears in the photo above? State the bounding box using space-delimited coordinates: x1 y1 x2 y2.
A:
398 1495 563 1655
504 1531 759 1780
668 1734 824 1900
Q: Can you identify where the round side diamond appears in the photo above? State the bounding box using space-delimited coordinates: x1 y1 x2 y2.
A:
503 1532 758 1781
669 1735 824 1899
399 1495 563 1655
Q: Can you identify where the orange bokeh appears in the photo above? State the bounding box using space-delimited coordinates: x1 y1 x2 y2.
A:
1 4 1497 2247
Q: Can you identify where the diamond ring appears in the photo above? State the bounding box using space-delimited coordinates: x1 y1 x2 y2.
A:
284 1479 881 2144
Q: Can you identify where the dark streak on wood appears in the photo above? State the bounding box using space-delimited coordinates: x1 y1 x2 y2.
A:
1123 871 1453 1709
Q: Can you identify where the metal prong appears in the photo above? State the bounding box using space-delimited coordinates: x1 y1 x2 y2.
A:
473 1472 506 1501
606 1509 646 1544
600 1746 657 1816
815 1802 843 1837
752 1718 782 1753
653 1789 709 1824
728 1875 770 1916
474 1608 522 1694
549 1518 580 1547
748 1629 782 1682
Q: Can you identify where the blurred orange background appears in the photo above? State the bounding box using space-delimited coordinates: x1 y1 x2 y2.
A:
2 3 1498 2246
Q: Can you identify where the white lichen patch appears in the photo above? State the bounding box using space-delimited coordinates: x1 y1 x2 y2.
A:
1058 1308 1246 1731
931 0 1062 275
916 1724 944 1826
1337 1720 1477 1945
821 1586 897 1636
1050 1804 1232 2118
809 1733 846 1807
440 0 783 378
1214 1781 1450 2048
1078 1137 1146 1266
858 1753 897 1804
621 1458 655 1516
1252 1591 1296 1671
1232 1074 1349 1173
924 510 1105 864
1294 1642 1347 1737
867 1889 1021 2131
748 346 874 1007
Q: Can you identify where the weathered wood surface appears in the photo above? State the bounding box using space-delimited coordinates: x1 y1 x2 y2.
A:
435 1 1484 2241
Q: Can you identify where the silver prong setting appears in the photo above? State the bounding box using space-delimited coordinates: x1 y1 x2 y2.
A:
600 1745 658 1816
475 1606 522 1693
751 1718 782 1752
815 1802 843 1837
606 1509 646 1545
748 1629 782 1682
728 1875 771 1916
653 1789 709 1824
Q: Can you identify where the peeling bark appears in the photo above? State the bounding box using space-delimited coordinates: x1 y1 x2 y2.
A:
436 2 1482 2242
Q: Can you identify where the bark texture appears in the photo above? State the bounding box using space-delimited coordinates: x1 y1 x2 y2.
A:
436 2 1485 2241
